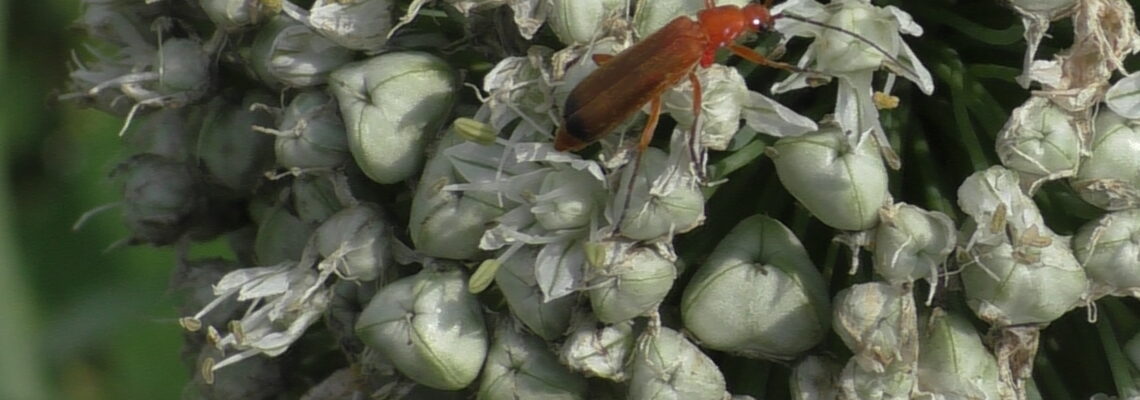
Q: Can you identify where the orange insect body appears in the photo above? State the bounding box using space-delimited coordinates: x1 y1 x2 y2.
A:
554 2 778 152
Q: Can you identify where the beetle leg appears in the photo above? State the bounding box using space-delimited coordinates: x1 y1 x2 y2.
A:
616 97 663 229
727 44 806 73
688 72 707 182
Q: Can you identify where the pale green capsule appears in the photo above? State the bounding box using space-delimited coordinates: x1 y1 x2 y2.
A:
477 320 588 400
1072 109 1140 210
996 96 1081 182
196 92 276 193
1072 209 1140 298
589 246 677 324
201 0 281 31
313 204 392 282
494 247 575 340
548 0 625 45
872 203 955 285
770 125 888 231
355 267 488 390
330 52 457 184
681 215 830 360
916 309 1002 399
627 327 726 400
250 16 355 89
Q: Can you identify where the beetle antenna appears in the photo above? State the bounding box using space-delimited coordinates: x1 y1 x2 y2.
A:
777 13 920 79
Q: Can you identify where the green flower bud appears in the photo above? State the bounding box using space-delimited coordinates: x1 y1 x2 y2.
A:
291 174 343 225
196 92 276 193
477 320 588 400
560 317 636 381
916 309 1002 399
958 167 1089 326
770 125 888 231
790 355 842 400
682 215 830 360
589 245 677 324
356 267 488 390
314 204 392 282
494 247 575 340
632 0 749 38
1072 109 1140 210
620 148 705 240
872 203 955 285
330 52 457 184
172 259 245 332
533 168 605 231
77 0 159 48
996 97 1081 183
452 117 498 145
116 154 198 245
250 16 355 89
303 0 394 51
832 283 919 372
253 200 312 265
548 0 624 45
409 133 507 259
269 91 350 170
662 65 748 151
1072 209 1140 298
628 327 726 400
200 0 281 31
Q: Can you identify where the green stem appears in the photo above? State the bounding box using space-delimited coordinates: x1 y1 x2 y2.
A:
893 1 1024 45
931 55 991 171
1097 311 1140 397
1034 350 1074 400
704 138 768 197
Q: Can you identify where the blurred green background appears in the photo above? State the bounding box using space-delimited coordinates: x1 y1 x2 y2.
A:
2 1 188 399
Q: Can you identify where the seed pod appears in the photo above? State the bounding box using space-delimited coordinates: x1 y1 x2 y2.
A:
196 92 277 193
355 267 488 390
200 0 281 31
330 52 457 184
116 154 199 245
1072 109 1140 210
589 245 677 324
627 327 726 400
1106 72 1140 119
250 16 355 89
916 309 1002 399
253 201 313 265
494 247 575 340
156 38 212 95
662 64 748 151
958 167 1088 326
681 215 830 360
306 0 394 51
838 358 915 400
548 0 625 45
313 204 392 282
872 203 955 285
832 283 919 372
1072 209 1140 298
122 106 202 162
770 125 888 231
291 174 343 225
811 1 902 74
789 355 842 400
269 91 350 170
408 133 507 259
632 0 749 38
619 148 705 240
996 96 1081 183
560 317 636 381
477 319 589 400
533 168 606 231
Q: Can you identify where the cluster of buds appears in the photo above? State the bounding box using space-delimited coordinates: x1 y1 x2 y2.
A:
63 0 1140 398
